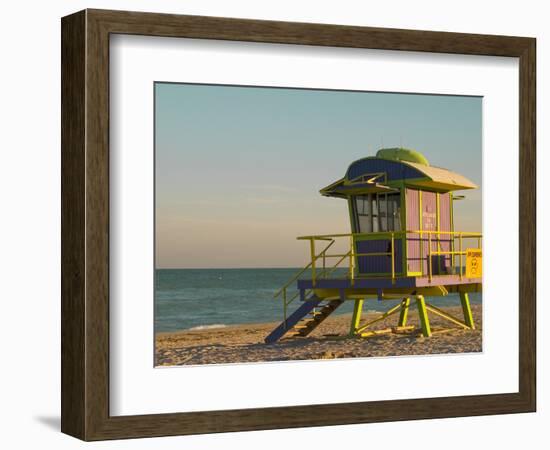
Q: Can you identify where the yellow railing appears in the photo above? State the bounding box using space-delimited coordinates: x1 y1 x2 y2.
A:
274 239 350 326
275 230 481 325
421 230 483 281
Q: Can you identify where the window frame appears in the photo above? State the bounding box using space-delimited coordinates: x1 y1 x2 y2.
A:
352 192 401 233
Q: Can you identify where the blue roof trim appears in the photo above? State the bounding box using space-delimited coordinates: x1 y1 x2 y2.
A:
346 158 425 182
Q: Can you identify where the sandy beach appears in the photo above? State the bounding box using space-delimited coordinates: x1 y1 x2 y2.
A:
155 304 482 366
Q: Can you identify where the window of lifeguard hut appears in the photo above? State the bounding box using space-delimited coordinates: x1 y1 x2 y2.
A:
353 193 401 233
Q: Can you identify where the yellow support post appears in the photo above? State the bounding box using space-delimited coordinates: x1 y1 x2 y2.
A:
310 238 316 287
425 302 470 329
356 302 404 333
398 297 410 327
349 235 355 285
416 295 432 337
350 299 364 336
460 292 475 329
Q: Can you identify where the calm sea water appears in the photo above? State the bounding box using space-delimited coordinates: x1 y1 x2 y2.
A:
155 268 482 333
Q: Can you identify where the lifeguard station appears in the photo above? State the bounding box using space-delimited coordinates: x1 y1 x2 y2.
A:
265 148 482 344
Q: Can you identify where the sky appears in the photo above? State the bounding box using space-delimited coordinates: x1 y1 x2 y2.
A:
155 83 482 268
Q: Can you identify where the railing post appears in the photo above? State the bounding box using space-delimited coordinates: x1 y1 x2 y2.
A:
349 235 354 285
459 233 463 280
440 234 443 269
420 232 424 276
310 238 316 287
428 232 432 281
391 232 395 284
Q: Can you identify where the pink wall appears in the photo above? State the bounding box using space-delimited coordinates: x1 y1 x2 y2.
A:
439 193 452 273
406 189 453 275
406 188 421 273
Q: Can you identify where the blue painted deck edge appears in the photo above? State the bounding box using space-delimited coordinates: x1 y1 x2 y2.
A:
297 277 416 290
297 276 482 290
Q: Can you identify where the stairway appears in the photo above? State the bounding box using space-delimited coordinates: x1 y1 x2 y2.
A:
265 296 344 344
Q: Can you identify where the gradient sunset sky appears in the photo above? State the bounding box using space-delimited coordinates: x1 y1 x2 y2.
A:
155 83 482 269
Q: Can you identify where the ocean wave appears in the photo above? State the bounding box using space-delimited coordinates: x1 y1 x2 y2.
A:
188 324 227 331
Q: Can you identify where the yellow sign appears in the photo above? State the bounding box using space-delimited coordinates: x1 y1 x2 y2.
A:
465 249 482 278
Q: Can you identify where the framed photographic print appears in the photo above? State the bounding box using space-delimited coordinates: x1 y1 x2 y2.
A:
61 9 536 441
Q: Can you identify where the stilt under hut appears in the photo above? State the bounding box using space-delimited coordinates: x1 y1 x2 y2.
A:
265 148 482 343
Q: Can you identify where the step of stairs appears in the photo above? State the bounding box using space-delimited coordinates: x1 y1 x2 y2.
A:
287 300 344 337
265 297 345 344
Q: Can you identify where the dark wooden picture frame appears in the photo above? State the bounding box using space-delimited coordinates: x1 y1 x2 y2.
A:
61 9 536 441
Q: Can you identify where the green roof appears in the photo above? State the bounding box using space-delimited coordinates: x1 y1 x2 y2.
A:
376 147 430 166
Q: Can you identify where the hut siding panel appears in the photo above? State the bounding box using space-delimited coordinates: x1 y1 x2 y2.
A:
406 188 421 273
356 239 403 275
422 191 437 275
438 193 452 274
405 189 452 275
351 183 455 277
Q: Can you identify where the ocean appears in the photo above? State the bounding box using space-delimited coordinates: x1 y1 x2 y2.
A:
155 268 482 333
